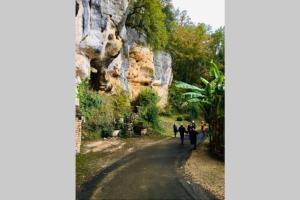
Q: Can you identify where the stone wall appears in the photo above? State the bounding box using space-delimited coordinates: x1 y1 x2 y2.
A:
75 116 82 154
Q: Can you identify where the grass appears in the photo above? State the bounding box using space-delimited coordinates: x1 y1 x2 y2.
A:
76 151 109 188
159 114 201 137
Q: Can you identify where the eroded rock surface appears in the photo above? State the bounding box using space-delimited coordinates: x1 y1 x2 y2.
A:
75 0 127 92
153 52 173 108
75 0 172 108
127 45 154 100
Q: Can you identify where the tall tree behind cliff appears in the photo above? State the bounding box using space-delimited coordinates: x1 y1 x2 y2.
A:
167 23 213 84
126 0 168 50
210 27 225 71
125 0 225 84
166 7 225 84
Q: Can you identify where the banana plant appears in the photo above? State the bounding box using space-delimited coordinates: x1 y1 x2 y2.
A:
175 61 224 116
175 60 224 152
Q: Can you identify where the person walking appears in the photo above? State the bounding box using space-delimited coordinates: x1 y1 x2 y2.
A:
187 124 192 144
190 127 198 150
178 124 186 145
173 123 178 138
200 120 206 138
191 120 196 129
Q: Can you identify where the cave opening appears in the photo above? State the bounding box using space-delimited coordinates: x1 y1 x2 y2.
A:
89 58 101 91
89 58 112 92
75 2 79 17
90 70 99 91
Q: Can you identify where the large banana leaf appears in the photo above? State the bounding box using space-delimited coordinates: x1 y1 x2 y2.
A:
209 60 221 79
182 92 205 98
182 98 211 107
182 98 201 107
200 77 209 85
175 81 205 92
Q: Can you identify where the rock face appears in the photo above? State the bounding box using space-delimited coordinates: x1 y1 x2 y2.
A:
127 45 154 100
153 52 173 108
75 0 173 108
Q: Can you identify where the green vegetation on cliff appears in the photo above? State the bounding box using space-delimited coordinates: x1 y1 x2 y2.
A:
126 0 169 50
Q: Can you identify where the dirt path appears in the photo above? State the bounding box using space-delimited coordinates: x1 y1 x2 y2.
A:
77 135 214 200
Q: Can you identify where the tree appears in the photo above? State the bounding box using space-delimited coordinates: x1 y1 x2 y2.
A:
175 10 193 27
167 23 213 84
126 0 168 50
210 27 225 70
160 0 176 32
175 61 225 154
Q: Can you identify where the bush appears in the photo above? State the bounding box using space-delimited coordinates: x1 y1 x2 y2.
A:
82 107 114 139
118 122 129 138
82 130 101 141
184 115 192 121
112 86 131 119
160 111 171 116
77 78 101 119
185 103 201 120
135 88 161 133
136 88 160 107
100 120 114 138
139 104 159 127
81 88 133 140
81 93 115 140
168 83 185 113
176 116 183 121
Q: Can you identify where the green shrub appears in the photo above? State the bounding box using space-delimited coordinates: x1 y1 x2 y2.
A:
100 119 114 138
82 108 114 139
81 93 115 140
138 104 159 127
136 88 160 107
168 83 185 113
118 122 129 138
81 88 133 140
77 78 101 119
176 116 183 121
82 130 101 141
135 88 161 133
112 86 131 119
160 111 171 116
185 103 201 120
184 115 192 121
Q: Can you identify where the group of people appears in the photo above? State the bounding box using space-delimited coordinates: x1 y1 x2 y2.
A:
173 120 206 150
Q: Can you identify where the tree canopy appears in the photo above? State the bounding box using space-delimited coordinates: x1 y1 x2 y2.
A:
126 0 168 50
167 23 213 83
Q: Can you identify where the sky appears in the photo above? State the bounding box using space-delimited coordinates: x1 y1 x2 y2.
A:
172 0 225 30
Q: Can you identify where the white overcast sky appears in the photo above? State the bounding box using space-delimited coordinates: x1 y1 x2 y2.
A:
172 0 225 30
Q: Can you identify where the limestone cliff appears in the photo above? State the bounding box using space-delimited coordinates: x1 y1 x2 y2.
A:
75 0 173 108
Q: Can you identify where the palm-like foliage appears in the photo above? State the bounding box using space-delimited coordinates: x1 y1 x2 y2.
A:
175 61 224 153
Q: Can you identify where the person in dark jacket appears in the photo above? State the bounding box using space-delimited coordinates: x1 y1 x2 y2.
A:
173 123 178 138
190 127 198 150
178 125 186 145
187 124 192 144
191 120 196 129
